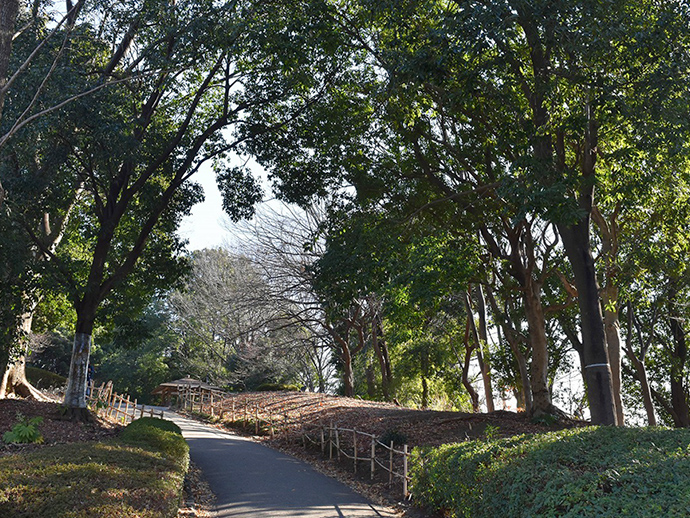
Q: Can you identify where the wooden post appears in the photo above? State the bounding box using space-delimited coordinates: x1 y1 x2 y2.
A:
270 413 274 439
149 407 154 417
255 405 259 435
140 404 145 418
231 399 235 421
353 430 358 473
389 441 394 486
210 393 215 417
284 411 289 440
403 445 409 497
335 425 340 461
329 422 333 459
320 426 325 454
371 438 376 480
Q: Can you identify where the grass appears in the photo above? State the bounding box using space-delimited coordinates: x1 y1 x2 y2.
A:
0 418 188 518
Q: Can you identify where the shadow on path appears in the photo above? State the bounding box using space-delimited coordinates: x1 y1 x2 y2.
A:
167 412 398 518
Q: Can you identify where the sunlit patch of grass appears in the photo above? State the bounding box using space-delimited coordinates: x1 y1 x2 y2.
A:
0 422 187 518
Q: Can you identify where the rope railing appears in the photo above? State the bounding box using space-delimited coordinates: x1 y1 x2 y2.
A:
176 385 411 497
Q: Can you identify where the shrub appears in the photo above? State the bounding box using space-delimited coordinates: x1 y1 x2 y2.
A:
2 414 44 444
120 418 188 470
379 429 408 447
255 382 301 392
411 426 690 518
25 366 67 389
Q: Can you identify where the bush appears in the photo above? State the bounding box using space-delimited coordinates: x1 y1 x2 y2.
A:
255 382 301 392
25 366 67 389
120 418 188 470
411 426 690 518
2 414 43 444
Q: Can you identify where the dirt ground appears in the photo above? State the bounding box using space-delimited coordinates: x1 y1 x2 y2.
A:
0 397 120 457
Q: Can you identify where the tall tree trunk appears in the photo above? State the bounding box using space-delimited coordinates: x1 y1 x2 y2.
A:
458 316 480 412
559 221 616 425
63 306 97 420
592 206 625 425
473 285 495 412
625 302 656 426
0 0 19 207
602 287 624 425
668 288 690 427
486 286 532 414
0 307 47 400
372 317 391 401
523 280 552 416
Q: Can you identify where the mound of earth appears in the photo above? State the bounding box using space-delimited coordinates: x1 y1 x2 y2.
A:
217 391 586 447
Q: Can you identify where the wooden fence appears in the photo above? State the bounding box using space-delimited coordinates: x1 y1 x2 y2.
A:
87 380 164 423
177 385 411 497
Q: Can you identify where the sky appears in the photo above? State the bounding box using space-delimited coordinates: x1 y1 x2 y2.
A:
177 166 231 251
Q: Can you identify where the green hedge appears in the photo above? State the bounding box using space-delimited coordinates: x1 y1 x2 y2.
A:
411 426 690 518
120 417 189 471
25 366 67 389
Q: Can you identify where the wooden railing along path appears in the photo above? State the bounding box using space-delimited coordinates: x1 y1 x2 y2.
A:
87 380 164 424
177 384 411 497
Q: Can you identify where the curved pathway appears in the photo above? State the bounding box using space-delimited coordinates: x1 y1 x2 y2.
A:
167 412 398 518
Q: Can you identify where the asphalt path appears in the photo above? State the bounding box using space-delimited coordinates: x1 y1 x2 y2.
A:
166 412 398 518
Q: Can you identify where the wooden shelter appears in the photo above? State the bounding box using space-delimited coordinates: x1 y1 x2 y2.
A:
152 377 221 405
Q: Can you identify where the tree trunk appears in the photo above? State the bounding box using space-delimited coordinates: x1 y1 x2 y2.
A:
558 221 616 425
522 280 553 416
486 287 532 414
63 309 97 420
0 0 19 206
365 363 376 398
602 286 624 425
625 352 657 426
669 311 690 427
458 318 480 412
0 310 47 400
372 317 391 401
624 303 656 426
0 0 18 115
474 285 495 412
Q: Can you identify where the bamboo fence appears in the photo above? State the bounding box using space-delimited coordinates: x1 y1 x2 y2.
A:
87 380 164 423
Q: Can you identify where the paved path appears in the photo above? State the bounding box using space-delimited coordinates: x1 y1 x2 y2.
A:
167 412 397 518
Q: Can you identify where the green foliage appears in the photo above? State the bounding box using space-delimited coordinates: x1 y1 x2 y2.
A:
379 429 408 447
24 366 67 389
2 414 44 444
255 382 301 392
411 427 690 517
119 418 188 471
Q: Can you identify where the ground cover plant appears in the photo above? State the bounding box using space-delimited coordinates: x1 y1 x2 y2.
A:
411 427 690 518
0 416 188 517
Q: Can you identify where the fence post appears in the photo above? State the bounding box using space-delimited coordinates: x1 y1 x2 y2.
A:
210 393 215 417
231 399 235 422
270 413 274 439
370 437 376 480
329 422 333 459
389 441 394 486
284 411 289 440
403 445 409 497
320 426 325 454
353 430 358 474
335 425 340 461
255 405 259 435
